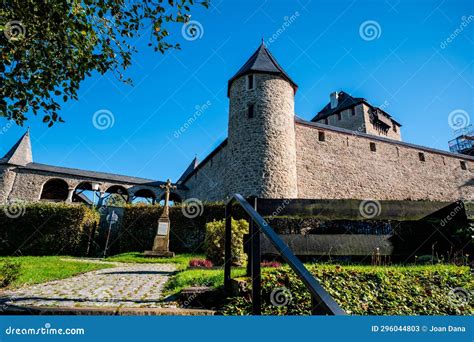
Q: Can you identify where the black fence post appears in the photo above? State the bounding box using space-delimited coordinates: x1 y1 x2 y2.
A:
224 200 233 293
250 197 261 315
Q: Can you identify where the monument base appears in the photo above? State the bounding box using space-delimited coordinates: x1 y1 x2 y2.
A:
143 250 175 258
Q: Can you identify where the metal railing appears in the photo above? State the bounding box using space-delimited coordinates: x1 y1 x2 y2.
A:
224 194 346 315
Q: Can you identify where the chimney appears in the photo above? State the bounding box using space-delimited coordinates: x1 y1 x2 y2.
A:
330 92 339 109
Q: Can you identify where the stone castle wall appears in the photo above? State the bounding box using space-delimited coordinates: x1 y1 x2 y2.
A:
225 74 298 198
182 144 229 201
295 122 473 201
0 166 16 203
361 104 401 141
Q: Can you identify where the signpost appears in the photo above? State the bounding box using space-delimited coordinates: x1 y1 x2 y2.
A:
144 179 176 258
103 210 119 258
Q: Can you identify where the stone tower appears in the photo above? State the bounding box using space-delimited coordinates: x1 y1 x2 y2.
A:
226 43 298 198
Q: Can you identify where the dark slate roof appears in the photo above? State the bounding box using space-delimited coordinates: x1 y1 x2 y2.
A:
295 116 474 161
311 91 365 121
177 157 199 184
227 42 297 96
17 162 173 187
311 91 401 126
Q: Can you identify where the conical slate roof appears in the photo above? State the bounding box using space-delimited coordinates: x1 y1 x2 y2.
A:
0 129 33 166
227 42 298 96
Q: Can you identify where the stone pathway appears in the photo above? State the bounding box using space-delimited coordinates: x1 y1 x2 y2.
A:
0 263 177 308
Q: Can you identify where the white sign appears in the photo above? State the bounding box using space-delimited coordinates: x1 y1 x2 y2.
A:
106 210 119 224
157 221 169 236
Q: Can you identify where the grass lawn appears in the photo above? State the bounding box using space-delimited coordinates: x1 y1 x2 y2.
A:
0 256 114 289
105 252 202 270
164 267 247 295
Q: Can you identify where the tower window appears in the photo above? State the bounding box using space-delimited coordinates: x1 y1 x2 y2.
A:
460 161 467 170
337 112 342 120
418 152 425 162
393 124 398 133
351 108 355 116
247 74 254 90
324 118 328 125
318 131 325 142
247 104 254 118
370 142 376 152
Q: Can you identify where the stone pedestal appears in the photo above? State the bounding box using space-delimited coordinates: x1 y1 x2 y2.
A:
144 217 175 258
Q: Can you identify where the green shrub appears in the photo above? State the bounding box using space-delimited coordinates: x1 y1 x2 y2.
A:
0 260 21 287
0 202 99 256
223 265 473 315
205 219 249 266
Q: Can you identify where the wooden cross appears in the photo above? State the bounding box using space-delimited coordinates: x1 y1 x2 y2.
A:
160 179 177 217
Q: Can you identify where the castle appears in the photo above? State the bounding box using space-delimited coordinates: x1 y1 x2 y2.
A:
0 43 472 205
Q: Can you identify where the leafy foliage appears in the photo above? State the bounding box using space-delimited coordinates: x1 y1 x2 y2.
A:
0 259 21 287
1 0 209 126
204 219 248 266
223 265 474 315
0 202 99 255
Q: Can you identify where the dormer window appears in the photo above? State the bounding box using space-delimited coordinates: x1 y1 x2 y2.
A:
247 74 254 90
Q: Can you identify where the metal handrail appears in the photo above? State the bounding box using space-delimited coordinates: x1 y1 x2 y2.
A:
224 194 346 315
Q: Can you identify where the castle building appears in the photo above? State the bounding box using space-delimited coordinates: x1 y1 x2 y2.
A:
0 43 473 204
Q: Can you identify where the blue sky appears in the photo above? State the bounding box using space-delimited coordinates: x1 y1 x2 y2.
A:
1 0 473 182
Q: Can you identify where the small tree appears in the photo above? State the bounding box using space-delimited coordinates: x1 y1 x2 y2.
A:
205 219 249 266
1 0 209 126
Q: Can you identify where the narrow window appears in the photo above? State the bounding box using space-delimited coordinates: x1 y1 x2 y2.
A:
418 152 425 162
324 118 328 125
247 74 254 90
247 104 254 118
460 161 467 170
318 131 325 142
337 112 342 120
370 142 376 152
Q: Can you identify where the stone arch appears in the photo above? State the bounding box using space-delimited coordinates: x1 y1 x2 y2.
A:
102 185 129 206
131 188 156 204
158 191 183 206
73 181 101 205
40 178 69 202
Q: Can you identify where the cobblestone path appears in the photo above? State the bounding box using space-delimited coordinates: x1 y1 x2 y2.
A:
0 263 177 308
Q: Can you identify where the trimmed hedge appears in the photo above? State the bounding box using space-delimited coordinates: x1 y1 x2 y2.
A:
117 203 233 254
223 265 473 315
0 202 99 256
